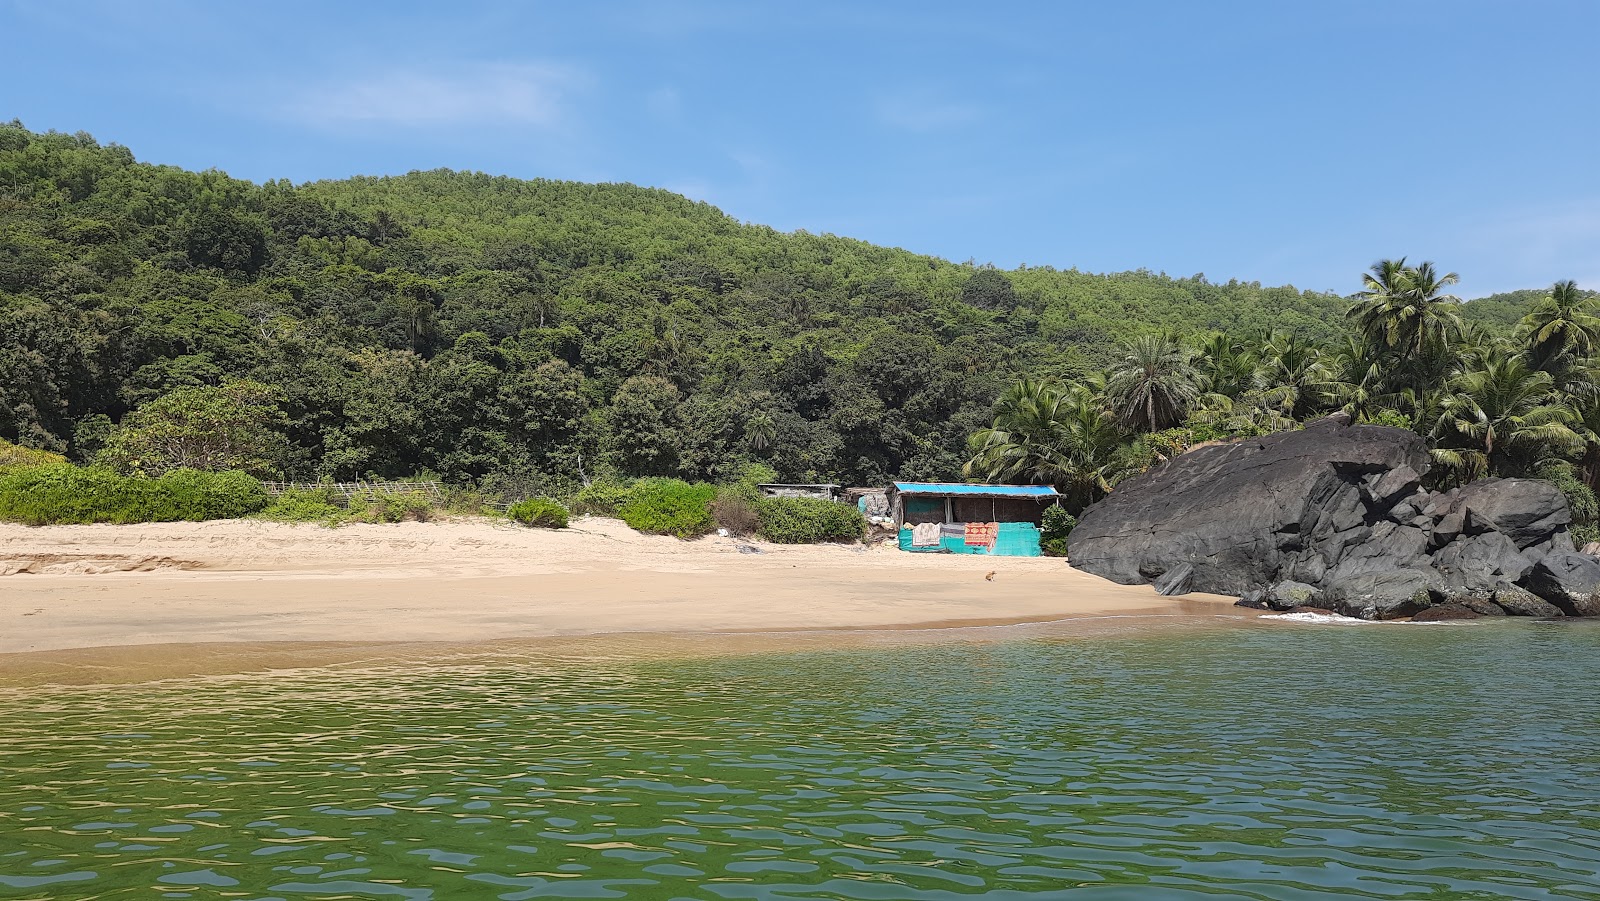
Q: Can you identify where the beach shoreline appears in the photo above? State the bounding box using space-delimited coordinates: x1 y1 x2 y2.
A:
0 516 1246 683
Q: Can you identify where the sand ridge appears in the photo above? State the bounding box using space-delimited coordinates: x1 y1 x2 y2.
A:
0 517 1242 656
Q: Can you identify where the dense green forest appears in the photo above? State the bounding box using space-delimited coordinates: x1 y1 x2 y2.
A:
2 122 1594 515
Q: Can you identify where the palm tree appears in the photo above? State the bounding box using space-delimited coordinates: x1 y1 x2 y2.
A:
963 378 1126 510
1431 353 1582 478
1346 258 1464 368
744 411 777 453
1193 332 1258 399
1326 334 1393 422
1105 334 1202 433
1256 331 1335 419
1520 280 1600 374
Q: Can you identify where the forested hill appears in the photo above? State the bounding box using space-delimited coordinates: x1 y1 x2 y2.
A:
0 123 1364 490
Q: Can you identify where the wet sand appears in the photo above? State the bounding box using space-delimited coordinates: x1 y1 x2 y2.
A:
0 517 1247 683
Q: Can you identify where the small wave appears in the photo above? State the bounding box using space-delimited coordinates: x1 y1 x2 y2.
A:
1263 611 1376 625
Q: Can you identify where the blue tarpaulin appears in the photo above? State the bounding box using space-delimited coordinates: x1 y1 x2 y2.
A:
891 482 1059 498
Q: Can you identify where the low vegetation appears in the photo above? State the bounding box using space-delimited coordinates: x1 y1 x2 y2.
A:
0 464 267 525
508 497 568 529
617 479 718 539
1040 506 1076 557
756 496 866 544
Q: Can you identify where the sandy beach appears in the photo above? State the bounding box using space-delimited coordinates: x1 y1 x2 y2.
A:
0 517 1240 657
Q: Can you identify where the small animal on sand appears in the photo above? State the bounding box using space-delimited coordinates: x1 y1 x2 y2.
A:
985 571 996 581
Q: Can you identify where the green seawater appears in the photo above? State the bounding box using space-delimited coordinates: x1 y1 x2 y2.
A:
2 623 1599 899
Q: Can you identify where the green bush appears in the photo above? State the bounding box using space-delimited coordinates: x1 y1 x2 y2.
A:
1538 463 1597 544
256 487 345 523
570 479 637 516
618 478 716 538
344 489 435 523
156 469 269 520
756 496 865 544
0 464 268 525
509 498 569 528
0 439 67 469
1041 506 1077 557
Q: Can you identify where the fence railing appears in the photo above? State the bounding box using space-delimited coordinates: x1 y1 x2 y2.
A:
259 480 444 501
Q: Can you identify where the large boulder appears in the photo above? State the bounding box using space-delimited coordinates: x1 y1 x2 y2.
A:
1323 568 1440 620
1068 416 1579 619
1069 417 1431 596
1492 582 1565 618
1520 553 1600 616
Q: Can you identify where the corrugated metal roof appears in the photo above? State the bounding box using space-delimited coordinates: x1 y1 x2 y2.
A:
892 482 1059 498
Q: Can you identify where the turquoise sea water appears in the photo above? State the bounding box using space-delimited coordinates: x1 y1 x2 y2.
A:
1 622 1599 899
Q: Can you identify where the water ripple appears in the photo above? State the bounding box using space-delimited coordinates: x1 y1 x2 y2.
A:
1 625 1598 898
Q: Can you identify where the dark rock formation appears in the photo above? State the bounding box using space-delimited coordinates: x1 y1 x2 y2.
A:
1492 583 1564 618
1067 415 1590 619
1520 554 1600 616
1412 604 1484 621
1152 563 1194 596
1234 589 1271 610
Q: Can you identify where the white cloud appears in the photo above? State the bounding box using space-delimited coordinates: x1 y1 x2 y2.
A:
286 62 582 128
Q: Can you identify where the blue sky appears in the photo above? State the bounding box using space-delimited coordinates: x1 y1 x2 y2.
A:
3 0 1596 297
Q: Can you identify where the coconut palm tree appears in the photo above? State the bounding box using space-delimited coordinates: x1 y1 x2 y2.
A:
963 378 1127 510
1431 353 1582 478
1193 332 1258 399
1325 334 1393 423
1105 334 1202 433
1520 280 1600 375
1256 331 1335 419
1346 258 1464 376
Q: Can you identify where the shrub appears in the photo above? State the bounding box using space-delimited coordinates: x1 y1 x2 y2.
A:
571 479 636 516
0 439 67 469
256 487 344 523
711 486 761 535
344 489 435 523
757 496 865 544
509 498 569 529
0 464 268 524
618 479 716 538
1364 408 1415 431
155 469 270 520
1538 463 1597 546
1041 506 1077 558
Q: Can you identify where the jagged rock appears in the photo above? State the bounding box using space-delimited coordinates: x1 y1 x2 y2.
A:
1521 553 1600 616
1411 604 1483 621
1362 465 1422 511
1067 416 1579 620
1492 582 1564 617
1152 563 1194 596
1235 589 1271 610
1068 417 1431 596
1581 541 1600 557
1323 569 1440 620
1456 479 1570 549
1431 531 1532 591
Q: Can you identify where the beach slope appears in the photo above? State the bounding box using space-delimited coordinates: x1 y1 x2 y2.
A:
0 518 1238 654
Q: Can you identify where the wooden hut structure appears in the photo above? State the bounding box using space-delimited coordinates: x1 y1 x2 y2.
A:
887 482 1061 556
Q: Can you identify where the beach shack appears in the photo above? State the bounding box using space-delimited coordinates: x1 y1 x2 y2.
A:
888 482 1060 557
